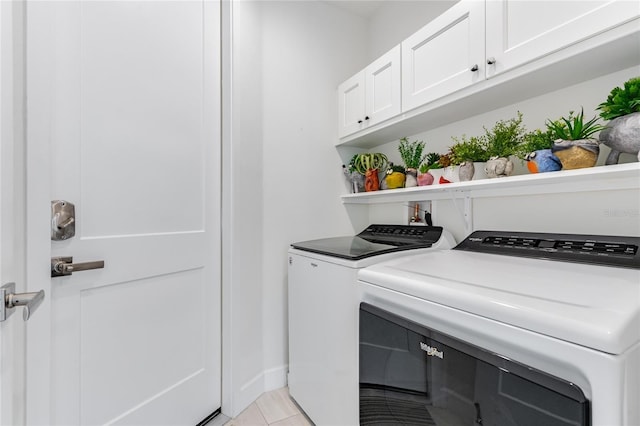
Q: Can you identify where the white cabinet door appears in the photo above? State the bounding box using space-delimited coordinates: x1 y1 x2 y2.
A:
402 0 484 112
365 45 401 127
338 45 401 138
486 0 640 77
338 71 366 138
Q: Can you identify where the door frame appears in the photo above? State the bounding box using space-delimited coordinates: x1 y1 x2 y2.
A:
1 0 27 425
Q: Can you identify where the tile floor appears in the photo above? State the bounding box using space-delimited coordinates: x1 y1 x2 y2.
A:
224 387 313 426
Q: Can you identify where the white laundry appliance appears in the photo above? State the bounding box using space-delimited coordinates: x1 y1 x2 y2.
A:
358 230 640 426
288 225 456 426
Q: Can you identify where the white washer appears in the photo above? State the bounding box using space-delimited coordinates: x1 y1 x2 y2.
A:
288 225 455 426
358 230 640 426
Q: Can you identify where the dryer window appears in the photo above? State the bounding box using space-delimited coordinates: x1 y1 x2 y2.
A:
359 303 589 426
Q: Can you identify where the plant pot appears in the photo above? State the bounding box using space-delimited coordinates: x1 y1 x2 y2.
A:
429 168 445 184
525 149 562 173
458 162 474 181
343 169 365 193
385 172 406 189
405 168 418 187
485 157 514 178
472 162 488 180
552 139 599 170
599 112 640 164
417 172 434 186
364 169 380 192
443 165 460 183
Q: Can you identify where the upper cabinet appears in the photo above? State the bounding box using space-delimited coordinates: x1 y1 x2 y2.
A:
485 0 640 77
401 1 484 111
337 0 640 147
338 45 401 138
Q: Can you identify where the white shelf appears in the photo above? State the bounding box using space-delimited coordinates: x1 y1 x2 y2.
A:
341 163 640 204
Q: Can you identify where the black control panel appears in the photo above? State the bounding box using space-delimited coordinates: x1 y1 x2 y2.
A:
455 230 640 269
360 225 444 246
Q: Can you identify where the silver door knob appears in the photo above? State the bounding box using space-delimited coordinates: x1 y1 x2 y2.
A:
51 256 105 277
1 282 45 321
487 57 496 65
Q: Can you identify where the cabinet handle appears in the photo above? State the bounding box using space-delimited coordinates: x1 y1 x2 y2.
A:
487 57 496 65
470 64 478 72
357 120 363 124
365 116 370 121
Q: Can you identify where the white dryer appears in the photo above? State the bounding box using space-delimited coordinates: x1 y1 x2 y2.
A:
288 225 455 426
358 230 640 426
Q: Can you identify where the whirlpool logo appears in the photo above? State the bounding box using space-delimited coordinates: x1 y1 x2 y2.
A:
420 342 444 359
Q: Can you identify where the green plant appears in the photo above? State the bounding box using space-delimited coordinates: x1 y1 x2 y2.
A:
437 153 452 168
516 129 555 159
419 152 442 173
597 76 640 121
484 111 527 158
351 153 388 174
398 137 427 169
546 108 605 141
449 135 490 164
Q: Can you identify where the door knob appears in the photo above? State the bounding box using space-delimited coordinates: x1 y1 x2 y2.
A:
487 57 496 65
51 256 105 277
0 282 45 321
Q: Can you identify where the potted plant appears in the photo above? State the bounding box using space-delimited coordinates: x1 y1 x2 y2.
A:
547 108 605 170
384 163 406 189
351 152 388 191
398 137 427 188
449 135 490 181
483 112 526 178
417 152 441 186
597 76 640 164
519 129 562 174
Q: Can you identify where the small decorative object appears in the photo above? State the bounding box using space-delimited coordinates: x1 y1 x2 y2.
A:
439 176 452 184
443 165 460 183
417 155 439 186
483 112 526 178
525 149 562 173
458 161 475 181
485 156 514 178
449 134 490 181
384 163 406 189
351 153 388 192
405 169 418 187
597 77 640 164
398 137 427 188
547 108 605 170
518 129 561 174
342 156 365 192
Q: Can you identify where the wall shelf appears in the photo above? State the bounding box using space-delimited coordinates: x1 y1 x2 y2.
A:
341 163 640 205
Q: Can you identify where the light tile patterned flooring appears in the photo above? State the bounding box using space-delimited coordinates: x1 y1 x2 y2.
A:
224 387 313 426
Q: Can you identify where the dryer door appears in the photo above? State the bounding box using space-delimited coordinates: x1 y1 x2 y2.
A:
359 303 589 426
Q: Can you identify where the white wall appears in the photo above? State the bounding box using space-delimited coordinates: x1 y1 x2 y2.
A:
366 0 457 62
228 0 369 416
226 0 266 415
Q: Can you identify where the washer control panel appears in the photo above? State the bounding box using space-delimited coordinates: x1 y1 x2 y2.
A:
455 230 640 269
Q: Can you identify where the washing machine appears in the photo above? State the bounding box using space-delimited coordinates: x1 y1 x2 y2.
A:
358 230 640 426
288 224 455 426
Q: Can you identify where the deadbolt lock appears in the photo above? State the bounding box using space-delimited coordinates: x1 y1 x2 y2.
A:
51 200 76 241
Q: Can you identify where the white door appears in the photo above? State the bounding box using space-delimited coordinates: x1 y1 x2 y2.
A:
24 1 221 425
401 0 485 112
485 0 640 77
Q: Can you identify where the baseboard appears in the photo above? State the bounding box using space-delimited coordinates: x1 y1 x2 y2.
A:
263 364 288 391
233 364 289 417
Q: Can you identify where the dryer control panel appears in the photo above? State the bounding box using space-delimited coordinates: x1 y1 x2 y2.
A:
455 230 640 269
